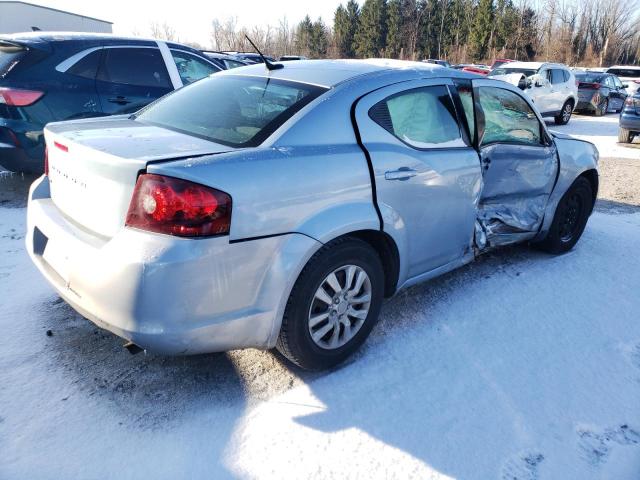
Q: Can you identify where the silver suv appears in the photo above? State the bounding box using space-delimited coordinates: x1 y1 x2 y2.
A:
490 62 578 125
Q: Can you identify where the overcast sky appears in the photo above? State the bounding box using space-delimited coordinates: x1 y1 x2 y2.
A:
24 0 344 46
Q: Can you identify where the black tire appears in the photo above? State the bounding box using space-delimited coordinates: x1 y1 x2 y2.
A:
554 100 574 125
595 98 608 117
618 127 632 143
276 237 384 370
535 177 593 254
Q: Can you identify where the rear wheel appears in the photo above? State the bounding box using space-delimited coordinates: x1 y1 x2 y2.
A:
277 237 384 370
535 177 593 254
618 127 632 143
555 100 574 125
595 98 608 116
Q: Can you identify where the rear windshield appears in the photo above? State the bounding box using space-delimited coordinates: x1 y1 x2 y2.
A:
490 67 537 77
135 75 327 147
606 68 640 78
575 73 605 83
0 43 26 78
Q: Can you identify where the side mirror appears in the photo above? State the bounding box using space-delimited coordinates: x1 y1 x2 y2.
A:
622 84 629 89
535 78 546 88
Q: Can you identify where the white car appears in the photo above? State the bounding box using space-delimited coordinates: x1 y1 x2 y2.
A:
605 66 640 95
490 62 578 125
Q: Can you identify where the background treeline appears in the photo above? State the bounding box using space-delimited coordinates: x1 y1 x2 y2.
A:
176 0 640 66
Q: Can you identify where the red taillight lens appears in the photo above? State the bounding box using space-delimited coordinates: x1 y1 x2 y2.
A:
579 82 601 89
43 146 48 176
125 174 231 237
0 87 44 106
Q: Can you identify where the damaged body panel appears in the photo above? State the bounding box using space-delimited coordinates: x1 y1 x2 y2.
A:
476 143 559 247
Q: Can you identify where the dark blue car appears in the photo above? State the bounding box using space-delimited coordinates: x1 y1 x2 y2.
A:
0 32 221 173
619 92 640 143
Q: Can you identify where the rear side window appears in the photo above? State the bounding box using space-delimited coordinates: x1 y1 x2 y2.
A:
368 85 465 149
478 87 542 146
67 50 101 79
562 70 571 82
171 50 220 85
97 48 170 88
550 69 565 84
607 68 640 78
135 75 327 147
0 42 26 78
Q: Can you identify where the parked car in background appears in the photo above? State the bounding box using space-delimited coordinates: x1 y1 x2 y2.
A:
225 52 276 64
575 71 628 115
619 92 640 143
424 59 451 68
462 64 491 75
605 66 640 95
0 32 221 173
202 51 249 69
27 59 598 370
489 62 578 124
490 58 514 69
280 55 307 61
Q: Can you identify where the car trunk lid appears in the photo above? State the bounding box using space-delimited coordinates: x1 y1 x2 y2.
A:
45 116 233 238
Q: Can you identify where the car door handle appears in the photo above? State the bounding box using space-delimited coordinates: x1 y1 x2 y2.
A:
108 96 131 105
385 168 417 181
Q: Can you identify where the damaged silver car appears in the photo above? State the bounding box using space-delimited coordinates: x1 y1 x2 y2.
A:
27 59 598 370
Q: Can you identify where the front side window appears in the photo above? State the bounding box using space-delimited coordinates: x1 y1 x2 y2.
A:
478 87 542 146
489 67 537 78
171 50 220 85
97 48 170 88
368 85 465 149
135 75 327 147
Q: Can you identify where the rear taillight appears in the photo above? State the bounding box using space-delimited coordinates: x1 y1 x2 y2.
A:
43 146 48 176
579 82 601 89
625 97 634 106
0 87 44 106
125 174 232 237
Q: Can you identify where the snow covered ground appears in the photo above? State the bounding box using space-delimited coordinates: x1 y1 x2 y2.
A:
547 113 640 160
1 116 640 480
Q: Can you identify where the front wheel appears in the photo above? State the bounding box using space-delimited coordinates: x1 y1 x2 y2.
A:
277 237 384 370
554 100 574 125
618 127 632 143
534 177 593 254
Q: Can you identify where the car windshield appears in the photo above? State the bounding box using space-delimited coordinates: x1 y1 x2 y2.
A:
490 67 537 77
606 68 640 78
135 75 327 147
575 73 605 83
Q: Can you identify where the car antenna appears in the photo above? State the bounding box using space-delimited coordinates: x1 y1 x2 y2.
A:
244 35 283 71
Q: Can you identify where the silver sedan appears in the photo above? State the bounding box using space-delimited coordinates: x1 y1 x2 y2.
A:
27 59 598 370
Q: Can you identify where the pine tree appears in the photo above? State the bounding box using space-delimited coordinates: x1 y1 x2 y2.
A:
334 2 360 58
310 18 329 58
386 0 402 57
354 0 388 57
295 15 314 57
469 0 495 60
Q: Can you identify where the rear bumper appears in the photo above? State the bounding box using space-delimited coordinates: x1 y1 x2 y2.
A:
26 176 321 354
0 122 45 173
620 112 640 132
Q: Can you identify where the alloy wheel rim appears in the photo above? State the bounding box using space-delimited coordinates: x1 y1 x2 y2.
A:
563 104 572 121
559 192 583 242
308 265 372 350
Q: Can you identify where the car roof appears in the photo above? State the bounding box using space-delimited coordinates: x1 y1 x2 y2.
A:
608 65 640 70
0 31 201 53
500 61 568 70
216 58 475 88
